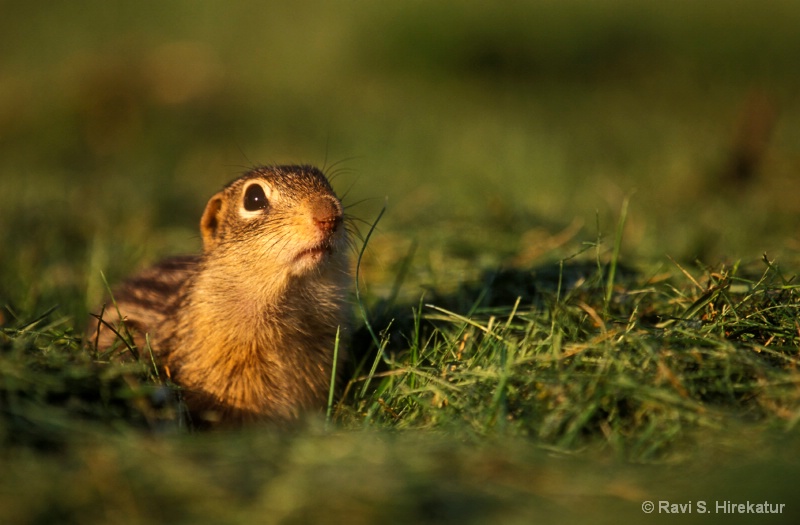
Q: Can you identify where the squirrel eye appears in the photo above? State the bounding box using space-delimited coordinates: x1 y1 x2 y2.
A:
243 184 268 211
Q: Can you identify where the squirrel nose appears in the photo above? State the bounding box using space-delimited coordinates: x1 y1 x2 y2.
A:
310 197 343 234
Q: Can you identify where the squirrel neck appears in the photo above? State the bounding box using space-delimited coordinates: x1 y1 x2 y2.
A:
165 250 350 420
191 250 348 326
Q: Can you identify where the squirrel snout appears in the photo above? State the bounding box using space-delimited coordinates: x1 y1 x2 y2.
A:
310 197 343 235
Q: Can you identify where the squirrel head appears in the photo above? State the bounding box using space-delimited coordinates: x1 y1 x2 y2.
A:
199 165 348 277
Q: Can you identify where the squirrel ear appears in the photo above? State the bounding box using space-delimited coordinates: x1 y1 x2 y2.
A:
200 193 224 251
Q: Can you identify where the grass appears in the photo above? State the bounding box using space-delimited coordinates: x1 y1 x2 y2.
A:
4 248 800 523
3 1 800 523
341 250 800 451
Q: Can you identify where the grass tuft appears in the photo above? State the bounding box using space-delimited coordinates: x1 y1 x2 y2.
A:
338 254 800 461
0 311 179 448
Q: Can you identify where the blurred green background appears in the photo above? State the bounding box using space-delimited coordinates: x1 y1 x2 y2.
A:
3 2 800 524
2 0 800 322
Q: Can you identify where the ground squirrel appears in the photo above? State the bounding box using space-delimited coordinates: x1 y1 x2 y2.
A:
91 165 352 426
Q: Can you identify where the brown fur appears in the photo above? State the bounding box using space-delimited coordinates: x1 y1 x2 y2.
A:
90 165 351 426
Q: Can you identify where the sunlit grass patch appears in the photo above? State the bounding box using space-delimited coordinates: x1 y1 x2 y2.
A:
342 254 800 461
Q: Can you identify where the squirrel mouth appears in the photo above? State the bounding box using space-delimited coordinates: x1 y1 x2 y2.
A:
294 243 333 264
